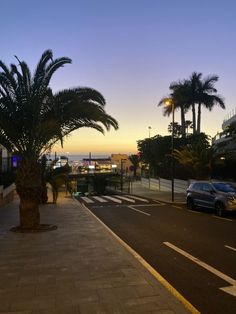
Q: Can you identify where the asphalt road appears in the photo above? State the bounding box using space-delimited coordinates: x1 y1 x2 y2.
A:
77 195 236 314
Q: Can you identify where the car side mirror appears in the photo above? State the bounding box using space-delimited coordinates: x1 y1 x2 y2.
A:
210 190 215 195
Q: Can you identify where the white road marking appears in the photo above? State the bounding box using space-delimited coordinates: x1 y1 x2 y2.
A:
133 204 160 207
188 210 200 214
81 197 94 204
220 285 236 296
163 241 236 296
213 216 233 222
103 196 122 203
92 196 108 203
115 195 136 203
173 205 183 209
124 195 149 203
128 205 151 216
225 245 236 252
153 200 165 205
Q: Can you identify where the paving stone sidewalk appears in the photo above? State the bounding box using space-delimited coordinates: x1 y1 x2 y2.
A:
0 194 189 314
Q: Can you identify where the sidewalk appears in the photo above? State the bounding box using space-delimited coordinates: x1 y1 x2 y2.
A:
0 194 191 314
129 181 186 204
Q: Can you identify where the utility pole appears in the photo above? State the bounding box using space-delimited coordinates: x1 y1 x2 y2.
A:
148 126 152 189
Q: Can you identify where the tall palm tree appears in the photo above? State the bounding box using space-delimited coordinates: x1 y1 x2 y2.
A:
169 80 191 137
0 50 118 231
187 72 202 134
158 80 190 138
196 75 225 133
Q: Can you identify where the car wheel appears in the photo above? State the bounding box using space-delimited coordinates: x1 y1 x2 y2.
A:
187 197 195 210
215 202 224 217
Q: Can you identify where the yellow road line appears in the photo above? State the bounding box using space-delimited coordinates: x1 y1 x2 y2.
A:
80 202 200 314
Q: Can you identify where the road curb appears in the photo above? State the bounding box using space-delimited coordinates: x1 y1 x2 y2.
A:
75 198 200 314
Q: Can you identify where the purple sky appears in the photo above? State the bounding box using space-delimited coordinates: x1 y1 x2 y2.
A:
1 0 236 154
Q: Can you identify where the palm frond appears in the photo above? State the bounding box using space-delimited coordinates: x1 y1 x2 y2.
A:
0 51 118 159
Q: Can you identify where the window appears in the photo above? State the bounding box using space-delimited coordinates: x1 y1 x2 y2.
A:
201 183 212 192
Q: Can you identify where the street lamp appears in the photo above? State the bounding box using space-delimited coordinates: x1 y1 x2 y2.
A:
148 126 152 138
148 126 152 188
164 99 175 202
120 158 126 192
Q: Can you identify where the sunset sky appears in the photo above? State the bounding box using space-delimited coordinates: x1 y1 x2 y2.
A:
1 0 236 156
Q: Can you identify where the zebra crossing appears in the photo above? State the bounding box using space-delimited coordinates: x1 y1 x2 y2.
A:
79 194 151 205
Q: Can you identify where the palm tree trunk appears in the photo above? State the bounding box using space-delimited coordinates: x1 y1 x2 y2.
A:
192 103 196 134
15 159 42 229
197 102 201 133
19 198 40 228
180 105 186 137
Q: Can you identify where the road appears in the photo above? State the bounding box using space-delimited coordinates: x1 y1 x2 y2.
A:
76 194 236 314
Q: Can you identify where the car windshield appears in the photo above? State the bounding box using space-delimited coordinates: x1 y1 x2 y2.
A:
212 183 236 193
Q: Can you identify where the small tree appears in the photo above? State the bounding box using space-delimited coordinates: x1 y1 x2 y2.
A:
173 134 212 179
128 154 140 178
167 122 183 138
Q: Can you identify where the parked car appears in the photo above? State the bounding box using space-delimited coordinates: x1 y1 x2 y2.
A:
186 181 236 216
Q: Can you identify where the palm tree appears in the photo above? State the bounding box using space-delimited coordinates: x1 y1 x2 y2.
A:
169 80 191 137
167 122 182 138
196 75 225 133
173 144 213 179
158 80 190 138
187 72 202 134
0 50 118 231
128 154 140 178
185 120 192 135
159 72 224 136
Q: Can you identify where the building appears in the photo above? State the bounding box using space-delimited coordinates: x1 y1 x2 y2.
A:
110 154 132 174
0 145 12 173
82 158 114 173
0 145 15 206
212 108 236 154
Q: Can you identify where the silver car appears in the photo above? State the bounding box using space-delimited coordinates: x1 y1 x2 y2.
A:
186 181 236 216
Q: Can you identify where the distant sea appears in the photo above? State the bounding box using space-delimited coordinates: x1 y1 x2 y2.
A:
63 154 110 162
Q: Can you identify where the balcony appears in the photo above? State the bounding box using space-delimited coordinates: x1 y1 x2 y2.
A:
222 109 236 130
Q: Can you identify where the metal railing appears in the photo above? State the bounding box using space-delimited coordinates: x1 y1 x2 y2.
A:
141 177 188 193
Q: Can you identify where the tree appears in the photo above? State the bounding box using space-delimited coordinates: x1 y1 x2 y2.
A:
167 122 182 138
169 80 190 137
185 120 192 135
173 133 212 179
128 154 140 178
196 75 225 133
137 134 187 178
159 72 225 135
158 80 191 138
0 50 118 231
187 72 202 134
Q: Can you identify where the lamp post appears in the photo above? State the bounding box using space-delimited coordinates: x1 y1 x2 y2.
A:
120 158 126 192
165 99 175 202
148 126 152 138
148 126 152 188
